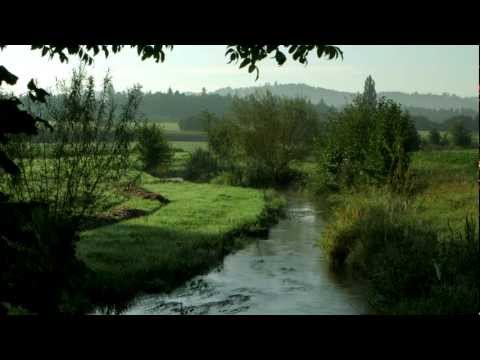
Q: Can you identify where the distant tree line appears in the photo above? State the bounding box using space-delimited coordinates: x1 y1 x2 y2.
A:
177 98 335 132
408 107 478 129
23 88 475 134
117 90 233 121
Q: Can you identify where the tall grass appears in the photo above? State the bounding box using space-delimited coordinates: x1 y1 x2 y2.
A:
322 189 478 314
320 149 479 314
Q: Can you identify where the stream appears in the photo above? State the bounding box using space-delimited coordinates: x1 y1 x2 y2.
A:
109 192 368 315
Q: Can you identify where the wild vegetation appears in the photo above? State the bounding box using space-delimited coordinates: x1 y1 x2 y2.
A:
205 92 321 187
314 77 478 314
1 68 142 223
2 45 341 314
136 123 174 176
1 45 477 315
313 93 420 192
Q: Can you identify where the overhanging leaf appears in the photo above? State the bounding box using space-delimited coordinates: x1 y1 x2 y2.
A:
275 51 286 65
0 66 18 86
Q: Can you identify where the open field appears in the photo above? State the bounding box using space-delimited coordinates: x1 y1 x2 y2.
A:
170 141 207 153
409 149 478 234
158 122 180 132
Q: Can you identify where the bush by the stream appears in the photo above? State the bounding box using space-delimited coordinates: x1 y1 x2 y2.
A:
314 96 420 193
183 148 220 182
321 190 479 314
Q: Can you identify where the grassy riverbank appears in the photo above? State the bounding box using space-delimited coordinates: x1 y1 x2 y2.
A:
77 173 285 311
319 149 479 314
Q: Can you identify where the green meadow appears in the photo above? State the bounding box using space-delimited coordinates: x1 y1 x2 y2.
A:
77 173 285 309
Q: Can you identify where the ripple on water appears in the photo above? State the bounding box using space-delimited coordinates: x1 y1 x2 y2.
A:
179 294 251 315
117 194 368 315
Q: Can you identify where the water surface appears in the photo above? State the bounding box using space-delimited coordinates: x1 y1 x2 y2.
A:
117 192 368 315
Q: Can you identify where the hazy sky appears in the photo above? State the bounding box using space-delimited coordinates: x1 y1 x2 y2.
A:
1 45 478 97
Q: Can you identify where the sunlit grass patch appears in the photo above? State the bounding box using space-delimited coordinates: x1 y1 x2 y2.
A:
77 177 284 309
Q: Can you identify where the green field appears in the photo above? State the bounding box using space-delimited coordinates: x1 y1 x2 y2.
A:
158 122 180 132
409 149 478 235
77 173 284 309
170 141 207 153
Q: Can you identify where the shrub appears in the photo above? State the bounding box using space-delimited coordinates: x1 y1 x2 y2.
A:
449 121 472 148
428 128 441 145
321 192 479 314
210 171 242 186
136 123 174 176
0 67 141 224
184 148 219 182
440 132 450 147
178 111 210 131
0 203 88 314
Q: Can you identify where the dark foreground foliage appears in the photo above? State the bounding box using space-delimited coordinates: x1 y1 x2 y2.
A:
0 203 90 314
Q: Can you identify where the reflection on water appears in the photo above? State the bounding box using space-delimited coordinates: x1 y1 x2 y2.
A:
103 192 368 315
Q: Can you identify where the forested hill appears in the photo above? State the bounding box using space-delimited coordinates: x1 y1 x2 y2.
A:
111 89 335 121
25 86 477 130
130 91 232 120
213 83 477 112
125 87 477 125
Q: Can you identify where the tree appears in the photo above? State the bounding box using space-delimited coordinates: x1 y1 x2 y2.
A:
443 115 478 132
0 67 142 223
206 112 238 171
215 91 320 186
429 128 441 145
315 96 418 190
363 75 377 108
184 148 219 182
136 123 173 176
440 132 450 147
449 121 472 147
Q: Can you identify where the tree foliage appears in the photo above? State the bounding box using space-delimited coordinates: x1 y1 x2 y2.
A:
362 75 377 108
428 128 441 145
136 123 173 175
0 67 142 223
449 120 472 147
315 94 419 191
207 91 320 186
225 45 342 80
184 148 219 182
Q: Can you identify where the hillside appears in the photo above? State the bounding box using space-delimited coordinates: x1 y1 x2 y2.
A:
213 83 477 112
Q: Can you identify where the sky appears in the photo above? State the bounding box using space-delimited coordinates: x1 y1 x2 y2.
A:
1 45 478 97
